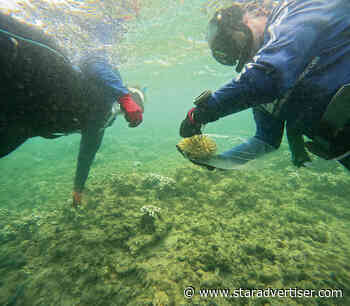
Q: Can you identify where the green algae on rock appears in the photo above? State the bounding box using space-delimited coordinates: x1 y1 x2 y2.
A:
0 166 350 305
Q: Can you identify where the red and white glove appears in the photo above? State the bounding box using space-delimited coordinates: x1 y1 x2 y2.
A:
118 93 143 127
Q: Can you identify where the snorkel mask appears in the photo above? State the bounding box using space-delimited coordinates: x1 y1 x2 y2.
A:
207 4 254 73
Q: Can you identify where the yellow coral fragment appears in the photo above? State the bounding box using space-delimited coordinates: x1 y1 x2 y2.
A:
177 135 217 160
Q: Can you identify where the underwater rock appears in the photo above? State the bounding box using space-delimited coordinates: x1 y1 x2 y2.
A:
139 205 161 234
142 173 177 199
124 205 170 255
0 254 26 270
0 226 17 243
5 281 27 306
82 228 106 244
142 173 175 189
152 290 170 305
1 150 350 305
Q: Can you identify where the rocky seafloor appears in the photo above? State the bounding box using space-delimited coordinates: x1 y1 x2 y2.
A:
1 158 350 306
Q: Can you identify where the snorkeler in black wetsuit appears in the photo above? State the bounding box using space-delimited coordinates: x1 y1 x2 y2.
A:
0 12 144 206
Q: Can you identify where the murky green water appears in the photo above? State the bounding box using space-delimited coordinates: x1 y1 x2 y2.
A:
0 0 256 206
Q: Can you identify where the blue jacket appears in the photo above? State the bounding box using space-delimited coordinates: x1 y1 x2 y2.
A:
206 0 350 147
74 55 129 192
80 55 129 102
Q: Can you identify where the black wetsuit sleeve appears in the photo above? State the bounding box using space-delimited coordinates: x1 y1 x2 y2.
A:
74 128 104 192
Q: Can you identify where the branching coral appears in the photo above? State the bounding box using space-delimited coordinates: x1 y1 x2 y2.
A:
140 205 161 218
142 173 176 190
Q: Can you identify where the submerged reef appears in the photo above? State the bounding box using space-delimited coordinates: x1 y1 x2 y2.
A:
1 161 350 305
142 173 177 199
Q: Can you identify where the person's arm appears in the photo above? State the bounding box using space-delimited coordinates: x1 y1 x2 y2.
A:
193 1 326 124
80 55 143 127
80 55 129 99
72 56 143 206
73 127 104 206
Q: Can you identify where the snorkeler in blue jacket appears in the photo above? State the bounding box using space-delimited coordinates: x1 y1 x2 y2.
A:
180 0 350 171
0 12 144 206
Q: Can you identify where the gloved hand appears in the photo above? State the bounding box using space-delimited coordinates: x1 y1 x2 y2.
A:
119 94 143 127
179 107 203 137
180 90 220 137
72 191 82 207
